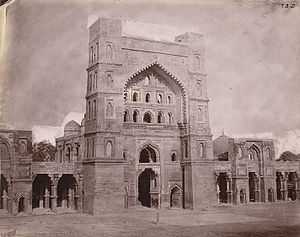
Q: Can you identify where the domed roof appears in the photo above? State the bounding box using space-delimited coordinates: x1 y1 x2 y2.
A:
64 120 81 136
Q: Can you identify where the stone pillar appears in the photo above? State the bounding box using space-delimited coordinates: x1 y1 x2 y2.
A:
67 188 71 208
254 177 260 203
51 181 58 211
39 185 44 208
74 184 79 211
7 181 11 213
78 175 83 212
279 177 285 201
44 188 50 209
284 175 288 201
2 190 8 212
295 177 300 200
226 178 233 204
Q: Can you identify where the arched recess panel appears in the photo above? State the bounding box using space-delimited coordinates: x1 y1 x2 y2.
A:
123 62 187 124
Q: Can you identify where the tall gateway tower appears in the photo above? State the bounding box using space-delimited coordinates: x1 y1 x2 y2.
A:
82 18 217 214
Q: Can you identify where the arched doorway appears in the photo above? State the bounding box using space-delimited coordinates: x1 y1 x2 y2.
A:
138 169 158 208
170 186 182 208
0 175 8 211
18 196 25 213
57 174 78 210
249 172 256 202
217 173 228 203
240 189 246 204
268 188 274 202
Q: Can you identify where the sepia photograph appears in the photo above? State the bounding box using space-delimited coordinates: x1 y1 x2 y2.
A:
0 0 299 236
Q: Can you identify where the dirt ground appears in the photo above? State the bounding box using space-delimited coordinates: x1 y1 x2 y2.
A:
1 202 300 237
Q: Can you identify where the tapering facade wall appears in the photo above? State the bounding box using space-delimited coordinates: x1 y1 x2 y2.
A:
81 18 217 213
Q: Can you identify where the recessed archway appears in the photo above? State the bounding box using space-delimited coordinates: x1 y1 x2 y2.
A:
240 189 246 204
138 169 158 208
249 172 256 202
170 185 182 208
217 173 228 203
32 174 51 209
18 196 25 213
268 188 274 202
57 174 78 210
0 175 8 211
139 146 157 163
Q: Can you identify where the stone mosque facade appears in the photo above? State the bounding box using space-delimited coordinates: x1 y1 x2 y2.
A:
0 18 299 215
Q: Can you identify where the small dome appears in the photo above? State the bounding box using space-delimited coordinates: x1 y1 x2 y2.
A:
64 120 81 136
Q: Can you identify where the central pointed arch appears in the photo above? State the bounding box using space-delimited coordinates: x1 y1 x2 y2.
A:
124 61 187 123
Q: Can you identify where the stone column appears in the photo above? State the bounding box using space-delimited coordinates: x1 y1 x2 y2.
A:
279 177 285 201
39 184 44 208
51 181 58 211
78 175 83 212
7 181 11 213
44 188 50 209
254 177 260 203
2 190 8 212
284 174 288 201
295 176 300 200
74 184 79 211
226 178 233 204
67 188 71 208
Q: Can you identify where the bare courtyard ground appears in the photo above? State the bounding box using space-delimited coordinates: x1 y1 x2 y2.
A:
1 202 300 237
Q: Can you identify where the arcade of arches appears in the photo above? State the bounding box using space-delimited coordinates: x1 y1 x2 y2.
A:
32 174 79 212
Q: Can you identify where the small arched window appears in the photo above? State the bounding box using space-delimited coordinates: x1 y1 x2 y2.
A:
19 141 27 155
143 112 152 123
133 92 138 102
248 145 260 160
167 95 172 104
195 56 201 71
106 44 113 60
199 143 204 158
171 152 176 162
124 110 129 122
157 112 164 124
145 76 150 85
66 146 71 162
106 102 114 118
168 112 172 124
237 146 243 158
198 106 204 122
157 94 162 104
106 141 112 157
133 110 139 123
145 93 151 103
266 147 271 160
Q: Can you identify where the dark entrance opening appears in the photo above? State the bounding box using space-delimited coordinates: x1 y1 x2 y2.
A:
0 175 8 210
287 172 296 201
139 147 157 163
57 174 77 209
138 169 156 208
240 189 246 204
18 196 25 213
249 172 256 202
170 186 182 208
32 174 51 209
217 173 228 203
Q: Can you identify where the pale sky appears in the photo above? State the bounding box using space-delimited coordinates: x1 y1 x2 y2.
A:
1 0 300 156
